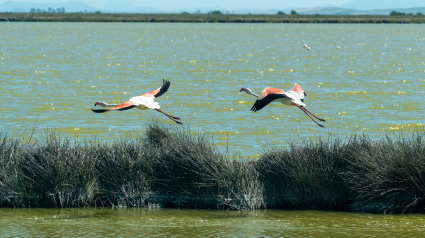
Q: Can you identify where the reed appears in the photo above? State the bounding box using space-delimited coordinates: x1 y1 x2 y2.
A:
1 121 425 213
0 13 424 24
0 121 264 210
256 136 352 210
341 131 425 213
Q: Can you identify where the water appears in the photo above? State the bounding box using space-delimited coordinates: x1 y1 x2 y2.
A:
2 208 425 237
1 22 425 236
1 23 425 157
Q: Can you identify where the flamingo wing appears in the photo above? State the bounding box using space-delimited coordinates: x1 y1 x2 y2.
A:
111 101 138 111
91 101 138 113
251 87 287 112
142 79 170 98
289 83 307 102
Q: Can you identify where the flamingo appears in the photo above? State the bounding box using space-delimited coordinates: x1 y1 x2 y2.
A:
240 83 326 128
91 79 182 124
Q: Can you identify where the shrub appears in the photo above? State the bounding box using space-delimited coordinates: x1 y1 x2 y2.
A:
208 10 223 15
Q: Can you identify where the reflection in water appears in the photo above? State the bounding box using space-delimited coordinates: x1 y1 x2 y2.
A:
2 208 425 237
0 23 424 157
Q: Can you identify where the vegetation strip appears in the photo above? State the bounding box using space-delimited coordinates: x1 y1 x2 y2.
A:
1 120 425 213
0 13 424 23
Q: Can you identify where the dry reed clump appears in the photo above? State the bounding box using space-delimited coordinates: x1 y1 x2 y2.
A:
257 132 425 213
340 132 425 213
1 122 425 213
0 121 264 210
256 137 352 210
0 131 100 207
137 121 264 210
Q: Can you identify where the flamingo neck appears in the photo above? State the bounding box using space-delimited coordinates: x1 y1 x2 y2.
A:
245 89 259 98
99 102 119 107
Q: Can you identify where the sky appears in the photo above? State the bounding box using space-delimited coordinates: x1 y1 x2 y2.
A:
0 0 354 9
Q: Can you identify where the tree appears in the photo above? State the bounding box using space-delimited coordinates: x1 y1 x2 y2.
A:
208 10 223 14
30 8 35 13
390 10 405 15
277 11 285 15
417 12 423 16
291 10 298 15
181 11 190 14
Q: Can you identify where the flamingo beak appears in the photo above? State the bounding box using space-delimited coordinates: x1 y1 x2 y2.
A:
94 103 97 107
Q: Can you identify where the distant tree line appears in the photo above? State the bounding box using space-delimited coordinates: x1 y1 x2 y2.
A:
30 7 65 13
390 10 423 16
208 10 223 14
277 10 297 15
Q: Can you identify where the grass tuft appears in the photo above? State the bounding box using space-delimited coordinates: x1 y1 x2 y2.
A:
1 122 425 213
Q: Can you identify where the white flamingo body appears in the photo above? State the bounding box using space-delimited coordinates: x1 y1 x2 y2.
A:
128 96 160 110
92 79 182 124
95 97 159 110
240 83 325 128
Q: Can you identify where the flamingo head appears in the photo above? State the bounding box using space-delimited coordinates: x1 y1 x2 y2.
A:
94 101 106 107
240 87 250 93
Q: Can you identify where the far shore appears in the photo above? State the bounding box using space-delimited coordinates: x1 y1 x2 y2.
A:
0 12 424 23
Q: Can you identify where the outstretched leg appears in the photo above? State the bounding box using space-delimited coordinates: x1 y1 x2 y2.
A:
155 109 182 124
297 106 326 122
296 106 325 128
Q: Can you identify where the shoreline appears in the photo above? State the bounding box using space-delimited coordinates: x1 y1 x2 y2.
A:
0 13 424 23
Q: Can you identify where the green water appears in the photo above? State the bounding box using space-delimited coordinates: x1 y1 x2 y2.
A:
1 22 425 236
2 208 425 237
1 23 425 157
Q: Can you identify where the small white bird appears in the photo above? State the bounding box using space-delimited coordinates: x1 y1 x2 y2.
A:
335 42 340 49
92 79 182 124
240 83 325 127
303 40 311 50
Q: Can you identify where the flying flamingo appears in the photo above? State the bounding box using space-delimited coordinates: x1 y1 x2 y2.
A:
240 83 326 128
91 79 182 124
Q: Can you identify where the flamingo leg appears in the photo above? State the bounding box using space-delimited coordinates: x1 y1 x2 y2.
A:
156 109 180 119
297 106 326 122
296 106 325 128
155 109 182 124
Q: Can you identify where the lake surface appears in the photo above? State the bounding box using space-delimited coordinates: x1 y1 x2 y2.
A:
2 208 425 237
1 23 424 156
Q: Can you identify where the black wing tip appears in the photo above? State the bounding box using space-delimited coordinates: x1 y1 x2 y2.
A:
161 79 171 90
91 109 110 113
154 79 171 98
250 106 260 112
